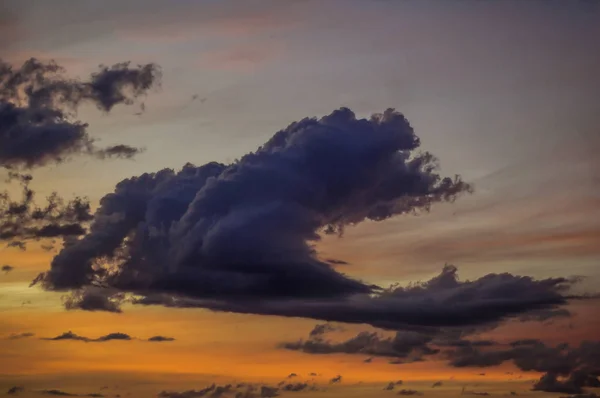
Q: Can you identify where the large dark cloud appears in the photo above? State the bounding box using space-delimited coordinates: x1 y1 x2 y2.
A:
30 107 583 329
0 58 160 169
1 172 92 250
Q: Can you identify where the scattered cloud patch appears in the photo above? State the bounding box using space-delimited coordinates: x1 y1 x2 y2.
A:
0 58 160 169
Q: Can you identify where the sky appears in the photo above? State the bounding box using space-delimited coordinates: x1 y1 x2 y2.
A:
1 1 599 398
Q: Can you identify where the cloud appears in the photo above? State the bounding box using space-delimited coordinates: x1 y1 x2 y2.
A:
7 386 24 395
95 332 131 342
1 172 92 250
308 324 340 338
33 107 484 323
281 383 310 392
2 264 14 273
329 375 342 384
281 328 439 362
30 106 587 331
95 145 144 160
43 331 89 342
158 383 283 398
62 289 124 313
42 331 132 343
532 372 598 395
41 390 78 396
38 391 104 398
431 381 443 388
0 57 160 169
446 340 600 394
6 332 34 340
397 390 423 396
148 336 175 342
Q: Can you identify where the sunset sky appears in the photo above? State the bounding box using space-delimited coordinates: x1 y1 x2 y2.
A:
1 1 599 398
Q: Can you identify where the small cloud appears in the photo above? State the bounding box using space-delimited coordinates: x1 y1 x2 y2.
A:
95 145 144 160
95 333 131 342
329 375 342 384
325 259 349 265
397 390 423 396
42 331 132 343
282 383 309 392
43 331 90 342
432 381 443 388
384 382 395 391
7 386 24 395
7 332 34 340
2 264 14 273
148 336 175 342
40 390 77 396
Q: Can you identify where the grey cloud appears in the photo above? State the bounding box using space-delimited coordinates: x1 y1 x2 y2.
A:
281 328 438 362
308 324 339 338
118 265 577 331
446 340 600 394
0 58 159 169
39 391 104 398
41 390 77 396
258 386 279 398
397 390 422 396
31 106 586 333
7 387 24 395
148 335 175 342
281 383 310 392
329 375 342 384
42 331 132 342
63 289 124 313
95 332 131 342
1 172 92 249
95 145 144 160
34 107 481 327
159 383 282 398
532 372 594 395
6 332 34 340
